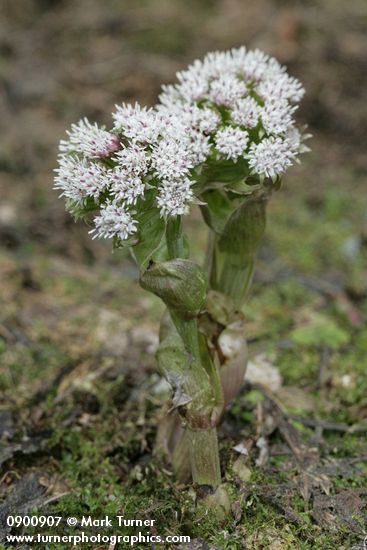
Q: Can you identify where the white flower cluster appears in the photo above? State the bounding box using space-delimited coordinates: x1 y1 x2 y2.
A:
160 47 306 176
55 47 307 243
59 118 120 159
90 200 137 241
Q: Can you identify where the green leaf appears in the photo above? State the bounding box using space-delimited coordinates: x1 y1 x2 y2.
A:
132 206 167 269
290 314 349 349
227 179 262 195
217 193 267 266
67 196 99 220
140 259 206 318
200 190 234 234
196 157 250 191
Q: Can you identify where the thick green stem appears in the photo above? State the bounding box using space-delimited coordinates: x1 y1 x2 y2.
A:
146 217 226 492
204 229 216 286
170 313 201 360
206 192 268 310
218 258 255 307
166 216 186 259
187 427 221 488
169 309 223 411
172 426 191 482
156 310 224 489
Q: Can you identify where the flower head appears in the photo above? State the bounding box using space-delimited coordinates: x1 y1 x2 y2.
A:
151 139 194 180
231 97 261 129
90 200 137 241
257 73 305 103
107 169 145 205
215 127 249 160
157 103 220 135
112 103 160 144
247 137 294 179
114 145 149 176
156 179 194 217
59 118 120 159
208 75 247 107
260 100 297 135
54 155 108 203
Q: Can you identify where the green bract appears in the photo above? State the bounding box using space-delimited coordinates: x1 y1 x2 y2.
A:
140 259 206 319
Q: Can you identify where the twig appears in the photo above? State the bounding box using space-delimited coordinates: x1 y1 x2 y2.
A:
27 358 83 405
290 415 367 434
317 346 331 389
39 492 70 507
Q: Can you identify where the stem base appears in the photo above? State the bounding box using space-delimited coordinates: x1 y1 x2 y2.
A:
188 427 221 489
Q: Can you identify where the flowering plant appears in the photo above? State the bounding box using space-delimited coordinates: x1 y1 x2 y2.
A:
55 47 309 514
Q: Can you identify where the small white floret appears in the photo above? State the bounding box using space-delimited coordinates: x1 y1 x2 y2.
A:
90 200 137 241
260 99 297 135
242 49 271 81
108 169 145 205
54 155 108 203
247 137 295 178
208 75 247 107
114 145 148 176
215 127 249 160
156 179 194 217
231 97 261 128
112 103 160 144
59 118 120 159
151 139 194 180
257 73 305 103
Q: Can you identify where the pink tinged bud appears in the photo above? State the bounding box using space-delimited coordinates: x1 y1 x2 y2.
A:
106 134 121 155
